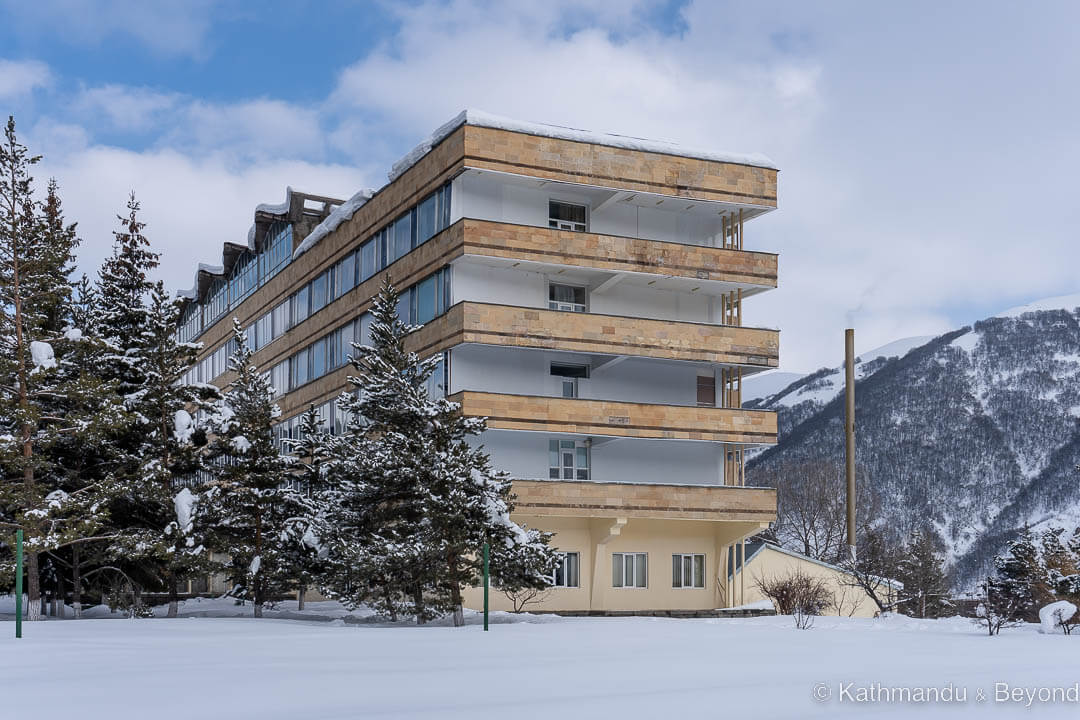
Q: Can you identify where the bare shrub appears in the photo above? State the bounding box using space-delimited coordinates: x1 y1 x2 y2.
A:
755 569 832 628
502 586 551 613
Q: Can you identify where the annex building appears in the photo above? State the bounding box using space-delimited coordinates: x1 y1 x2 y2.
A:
178 111 781 613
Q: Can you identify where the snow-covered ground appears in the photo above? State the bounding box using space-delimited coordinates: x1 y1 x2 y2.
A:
3 600 1079 718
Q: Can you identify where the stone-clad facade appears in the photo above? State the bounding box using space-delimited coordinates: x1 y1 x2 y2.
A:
179 112 782 612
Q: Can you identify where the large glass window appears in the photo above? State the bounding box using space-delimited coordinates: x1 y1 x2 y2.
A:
672 554 706 589
311 271 328 314
417 192 437 245
439 183 452 229
612 553 647 588
270 361 288 398
272 300 290 338
335 251 356 299
292 347 310 388
391 212 413 263
424 353 447 399
293 285 310 324
360 237 378 282
395 289 411 324
552 552 580 588
358 313 373 347
413 274 438 325
311 337 327 379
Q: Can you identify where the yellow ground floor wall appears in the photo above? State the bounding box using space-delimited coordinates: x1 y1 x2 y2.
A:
735 546 896 619
462 514 763 613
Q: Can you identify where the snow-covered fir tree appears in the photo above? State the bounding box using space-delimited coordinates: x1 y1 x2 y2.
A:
120 282 220 617
993 528 1049 622
282 405 334 611
321 278 556 625
0 117 121 619
201 321 310 617
896 528 953 618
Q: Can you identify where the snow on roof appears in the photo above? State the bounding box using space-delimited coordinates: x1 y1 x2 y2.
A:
388 109 778 184
734 541 904 589
995 292 1080 319
293 188 375 259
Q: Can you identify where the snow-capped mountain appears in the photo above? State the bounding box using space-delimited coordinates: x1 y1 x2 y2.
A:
745 295 1080 588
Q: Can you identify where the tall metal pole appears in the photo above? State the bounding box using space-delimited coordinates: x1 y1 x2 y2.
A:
844 329 857 564
15 529 23 639
482 542 489 632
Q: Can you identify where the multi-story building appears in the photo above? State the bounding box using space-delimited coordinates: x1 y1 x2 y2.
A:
178 111 780 613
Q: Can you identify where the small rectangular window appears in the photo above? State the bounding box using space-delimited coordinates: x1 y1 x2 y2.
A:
392 212 412 262
672 553 706 589
292 347 310 387
417 192 437 245
414 274 438 325
360 239 377 282
311 272 328 313
311 337 327 379
613 553 647 588
293 285 310 324
549 201 587 232
336 252 356 298
548 283 587 312
552 552 580 588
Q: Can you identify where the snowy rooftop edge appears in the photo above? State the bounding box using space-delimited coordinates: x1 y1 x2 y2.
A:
388 109 778 183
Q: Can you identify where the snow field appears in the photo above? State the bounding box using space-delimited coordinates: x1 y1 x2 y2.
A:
3 607 1079 719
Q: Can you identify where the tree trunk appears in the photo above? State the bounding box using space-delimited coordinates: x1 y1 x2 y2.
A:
133 586 144 618
167 571 179 618
297 584 305 611
71 544 82 619
413 584 425 625
25 552 41 621
254 602 263 619
56 573 65 618
449 556 464 627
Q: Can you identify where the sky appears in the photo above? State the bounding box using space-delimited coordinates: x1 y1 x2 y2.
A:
1 0 1078 373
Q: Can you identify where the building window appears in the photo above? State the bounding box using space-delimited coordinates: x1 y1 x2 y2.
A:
696 374 716 407
549 200 587 232
549 439 589 480
672 553 705 589
551 363 588 398
548 283 587 312
552 552 580 588
613 553 647 588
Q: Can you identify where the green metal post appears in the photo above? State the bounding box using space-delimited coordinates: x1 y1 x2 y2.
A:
15 529 23 639
482 542 489 632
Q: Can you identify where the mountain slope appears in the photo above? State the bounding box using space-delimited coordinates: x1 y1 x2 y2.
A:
746 298 1080 587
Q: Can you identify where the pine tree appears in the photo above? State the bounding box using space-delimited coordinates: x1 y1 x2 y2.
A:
201 320 307 617
321 278 556 625
993 528 1048 622
0 117 115 619
896 528 953 618
283 405 333 611
124 282 220 617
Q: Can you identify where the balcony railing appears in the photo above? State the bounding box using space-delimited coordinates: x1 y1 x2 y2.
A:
449 391 777 444
408 302 779 368
510 478 776 523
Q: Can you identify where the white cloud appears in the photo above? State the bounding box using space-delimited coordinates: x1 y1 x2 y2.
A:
74 85 181 132
1 0 219 57
0 59 52 99
14 1 1080 371
37 145 374 294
